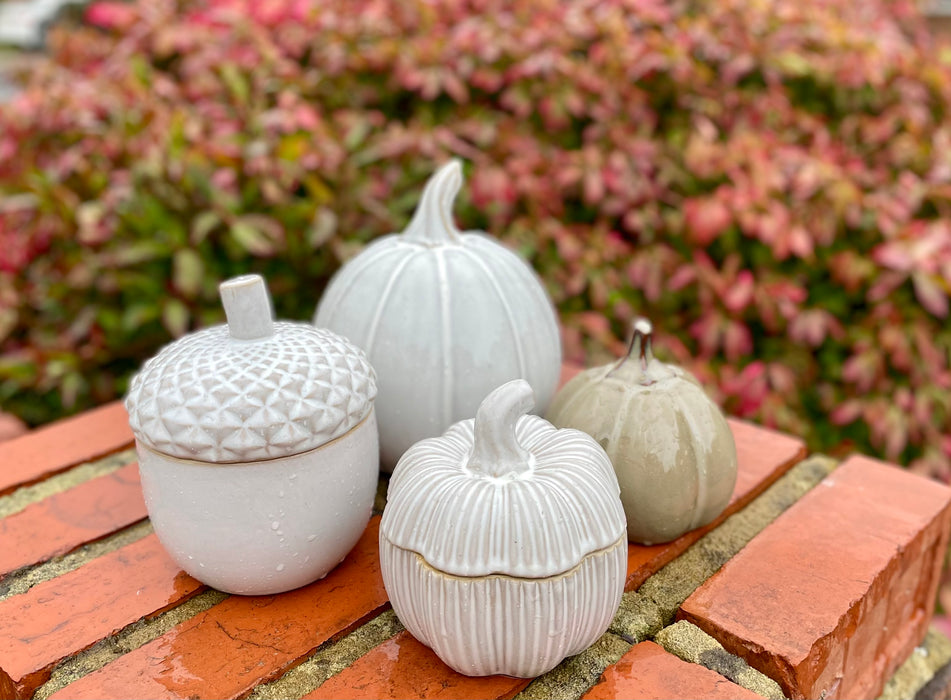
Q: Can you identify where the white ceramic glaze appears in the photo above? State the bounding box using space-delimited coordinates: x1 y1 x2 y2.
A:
314 160 562 471
137 411 378 596
125 274 379 594
547 318 738 545
380 380 626 677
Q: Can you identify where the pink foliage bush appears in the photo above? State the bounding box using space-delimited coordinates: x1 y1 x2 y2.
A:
1 0 950 479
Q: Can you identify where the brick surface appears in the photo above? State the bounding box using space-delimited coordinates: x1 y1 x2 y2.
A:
305 630 529 700
0 534 203 700
52 516 389 700
0 463 146 578
0 401 132 497
625 419 805 590
581 641 764 700
680 455 951 700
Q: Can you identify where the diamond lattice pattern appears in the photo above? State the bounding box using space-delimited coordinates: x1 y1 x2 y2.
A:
126 323 376 462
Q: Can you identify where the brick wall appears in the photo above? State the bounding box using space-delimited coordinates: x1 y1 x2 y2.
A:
0 375 950 699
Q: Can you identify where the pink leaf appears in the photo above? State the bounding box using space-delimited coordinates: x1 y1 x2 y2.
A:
912 272 949 318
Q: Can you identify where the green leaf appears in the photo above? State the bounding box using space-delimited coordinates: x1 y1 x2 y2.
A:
190 211 221 245
173 249 205 298
162 299 190 338
230 217 282 256
220 63 250 104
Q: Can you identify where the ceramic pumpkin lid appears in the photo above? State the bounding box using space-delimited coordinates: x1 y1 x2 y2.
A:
382 380 625 578
125 275 377 463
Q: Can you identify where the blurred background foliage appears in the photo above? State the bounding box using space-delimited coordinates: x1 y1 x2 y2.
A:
1 0 950 482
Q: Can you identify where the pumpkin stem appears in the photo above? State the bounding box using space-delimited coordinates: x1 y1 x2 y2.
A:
402 159 464 245
609 317 653 379
220 274 274 340
466 380 535 478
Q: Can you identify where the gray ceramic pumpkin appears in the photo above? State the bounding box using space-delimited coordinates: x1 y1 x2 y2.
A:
546 318 737 545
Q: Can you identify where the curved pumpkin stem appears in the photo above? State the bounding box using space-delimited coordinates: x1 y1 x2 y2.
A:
609 317 653 377
466 380 534 477
402 159 464 245
220 274 274 340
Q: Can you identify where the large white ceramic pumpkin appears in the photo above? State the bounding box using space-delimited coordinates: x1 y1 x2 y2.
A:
314 160 562 471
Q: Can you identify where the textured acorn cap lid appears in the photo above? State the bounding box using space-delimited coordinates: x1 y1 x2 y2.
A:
381 380 625 578
125 275 377 463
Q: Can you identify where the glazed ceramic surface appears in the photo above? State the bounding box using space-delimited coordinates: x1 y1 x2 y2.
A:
136 412 377 595
380 380 626 677
125 274 379 594
314 160 562 471
547 318 738 545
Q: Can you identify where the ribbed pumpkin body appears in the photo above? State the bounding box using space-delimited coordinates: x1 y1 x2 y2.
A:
547 320 737 545
314 162 560 471
380 381 626 677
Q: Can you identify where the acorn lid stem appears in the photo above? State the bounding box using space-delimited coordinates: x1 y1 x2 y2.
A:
220 274 274 340
402 159 464 245
466 380 534 477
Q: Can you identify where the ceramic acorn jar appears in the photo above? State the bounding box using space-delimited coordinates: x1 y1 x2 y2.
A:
125 274 379 595
546 318 738 545
380 380 627 678
314 159 562 472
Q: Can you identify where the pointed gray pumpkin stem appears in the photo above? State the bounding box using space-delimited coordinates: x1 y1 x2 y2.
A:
402 159 464 245
466 379 535 477
609 317 654 377
220 274 274 340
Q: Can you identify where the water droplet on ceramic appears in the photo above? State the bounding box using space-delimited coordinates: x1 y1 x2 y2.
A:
279 490 285 498
307 534 317 542
276 563 285 572
199 562 206 568
187 555 194 560
292 551 299 558
271 521 280 530
289 473 297 480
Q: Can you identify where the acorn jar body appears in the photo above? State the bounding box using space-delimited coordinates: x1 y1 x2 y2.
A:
138 411 378 595
380 534 627 677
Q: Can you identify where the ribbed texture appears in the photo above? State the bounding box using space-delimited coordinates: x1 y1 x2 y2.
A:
380 534 627 678
548 368 737 544
125 323 376 462
313 232 562 470
381 414 626 578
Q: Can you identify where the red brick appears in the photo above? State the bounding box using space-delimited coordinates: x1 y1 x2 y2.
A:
0 534 203 700
0 463 146 578
581 641 764 700
679 455 951 700
52 517 389 700
0 401 132 497
625 419 805 590
305 630 529 700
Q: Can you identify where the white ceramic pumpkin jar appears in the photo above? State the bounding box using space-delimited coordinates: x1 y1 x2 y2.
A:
124 274 379 595
546 318 738 545
314 160 562 471
380 380 627 677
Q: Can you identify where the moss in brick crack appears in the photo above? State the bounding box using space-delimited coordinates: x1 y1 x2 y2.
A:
879 627 951 700
656 621 786 700
0 448 136 520
373 475 389 515
33 588 229 699
248 609 404 700
609 455 838 642
513 632 632 700
0 519 153 601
